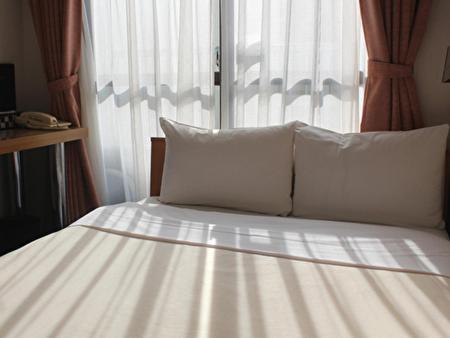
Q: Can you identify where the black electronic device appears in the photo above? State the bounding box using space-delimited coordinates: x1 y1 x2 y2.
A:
0 63 16 111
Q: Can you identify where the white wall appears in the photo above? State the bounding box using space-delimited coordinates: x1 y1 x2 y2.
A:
0 0 51 219
0 0 23 217
20 0 51 112
0 0 24 106
415 0 450 127
0 0 49 111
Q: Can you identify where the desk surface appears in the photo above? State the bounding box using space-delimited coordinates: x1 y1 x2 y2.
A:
0 128 88 155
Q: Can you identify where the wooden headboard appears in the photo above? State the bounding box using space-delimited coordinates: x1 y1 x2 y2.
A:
150 137 166 197
151 137 450 236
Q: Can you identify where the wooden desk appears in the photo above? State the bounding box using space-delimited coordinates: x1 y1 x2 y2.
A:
0 128 88 227
0 128 87 155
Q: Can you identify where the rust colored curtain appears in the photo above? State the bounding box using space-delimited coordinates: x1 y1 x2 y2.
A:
29 0 99 223
359 0 432 131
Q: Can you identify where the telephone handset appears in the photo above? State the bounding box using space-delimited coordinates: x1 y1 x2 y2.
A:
15 112 71 130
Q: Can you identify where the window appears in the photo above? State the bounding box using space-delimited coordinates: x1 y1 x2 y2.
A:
82 0 366 203
221 0 366 131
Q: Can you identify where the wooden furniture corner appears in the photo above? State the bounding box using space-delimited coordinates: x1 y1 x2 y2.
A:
150 137 166 197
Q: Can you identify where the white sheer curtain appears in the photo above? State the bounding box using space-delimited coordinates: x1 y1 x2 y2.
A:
81 0 364 205
81 0 215 204
222 0 364 132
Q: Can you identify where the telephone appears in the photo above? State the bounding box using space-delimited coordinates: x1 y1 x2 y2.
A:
15 112 71 130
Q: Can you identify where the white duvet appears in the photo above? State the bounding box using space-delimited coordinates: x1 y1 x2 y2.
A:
73 198 450 277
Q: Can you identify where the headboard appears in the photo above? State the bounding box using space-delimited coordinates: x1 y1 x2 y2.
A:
150 137 166 197
151 137 450 236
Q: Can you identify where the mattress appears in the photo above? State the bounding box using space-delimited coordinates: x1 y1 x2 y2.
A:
0 198 449 337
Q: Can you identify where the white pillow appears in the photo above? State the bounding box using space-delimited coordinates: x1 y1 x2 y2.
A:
292 125 449 228
159 118 306 215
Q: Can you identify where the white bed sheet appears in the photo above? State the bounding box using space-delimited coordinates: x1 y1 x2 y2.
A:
73 198 450 277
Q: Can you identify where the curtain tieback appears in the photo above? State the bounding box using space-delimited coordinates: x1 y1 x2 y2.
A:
48 74 79 93
368 60 413 78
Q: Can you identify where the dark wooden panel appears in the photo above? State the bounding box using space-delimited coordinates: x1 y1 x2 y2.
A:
150 137 166 196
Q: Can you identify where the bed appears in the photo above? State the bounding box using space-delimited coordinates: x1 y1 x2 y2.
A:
0 138 449 338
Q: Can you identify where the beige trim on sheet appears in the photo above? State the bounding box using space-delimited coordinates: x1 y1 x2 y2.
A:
77 225 450 279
